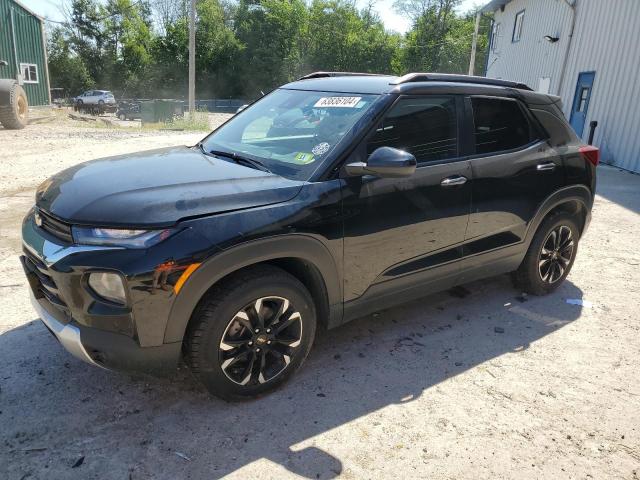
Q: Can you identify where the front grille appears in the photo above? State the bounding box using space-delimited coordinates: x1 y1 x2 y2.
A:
37 208 73 243
22 248 68 309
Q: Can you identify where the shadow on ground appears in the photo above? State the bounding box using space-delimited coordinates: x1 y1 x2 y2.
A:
596 164 640 214
0 275 584 479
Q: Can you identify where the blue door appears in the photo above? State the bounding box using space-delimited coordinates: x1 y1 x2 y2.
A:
569 71 596 138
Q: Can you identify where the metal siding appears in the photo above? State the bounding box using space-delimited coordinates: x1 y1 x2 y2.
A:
486 0 640 173
0 0 48 105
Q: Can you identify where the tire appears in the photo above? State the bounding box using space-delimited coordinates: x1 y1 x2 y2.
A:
0 83 28 129
184 265 317 401
98 100 105 105
118 113 126 121
512 212 580 295
76 99 83 105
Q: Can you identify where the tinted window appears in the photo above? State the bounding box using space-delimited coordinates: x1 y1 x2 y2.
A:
530 108 577 147
367 96 458 163
471 97 532 154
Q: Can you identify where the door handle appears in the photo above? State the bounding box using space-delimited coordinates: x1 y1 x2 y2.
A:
537 161 556 172
440 175 468 187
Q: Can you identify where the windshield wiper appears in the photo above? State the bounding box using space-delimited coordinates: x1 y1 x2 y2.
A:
207 148 272 173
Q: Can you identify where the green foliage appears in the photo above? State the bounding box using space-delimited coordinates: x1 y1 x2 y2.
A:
48 0 490 100
48 27 95 94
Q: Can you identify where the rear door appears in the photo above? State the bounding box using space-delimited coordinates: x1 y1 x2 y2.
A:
342 95 472 301
464 95 565 256
569 71 596 138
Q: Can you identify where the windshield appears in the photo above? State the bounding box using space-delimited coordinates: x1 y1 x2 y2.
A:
201 89 380 180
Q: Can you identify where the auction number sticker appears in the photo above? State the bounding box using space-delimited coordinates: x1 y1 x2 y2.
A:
314 96 362 108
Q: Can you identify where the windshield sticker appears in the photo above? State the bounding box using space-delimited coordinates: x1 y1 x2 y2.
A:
314 96 362 108
292 152 316 164
312 142 331 156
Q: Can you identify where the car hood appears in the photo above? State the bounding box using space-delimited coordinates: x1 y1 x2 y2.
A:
35 146 305 227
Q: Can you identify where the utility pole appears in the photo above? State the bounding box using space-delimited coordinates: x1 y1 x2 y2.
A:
188 0 196 115
468 11 481 76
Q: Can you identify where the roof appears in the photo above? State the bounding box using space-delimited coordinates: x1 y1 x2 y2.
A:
283 72 533 94
481 0 513 13
281 72 557 105
10 0 45 21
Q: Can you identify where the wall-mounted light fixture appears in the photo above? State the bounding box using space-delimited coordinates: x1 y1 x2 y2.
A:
544 35 560 43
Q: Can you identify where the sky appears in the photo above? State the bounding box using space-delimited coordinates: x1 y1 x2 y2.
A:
19 0 483 34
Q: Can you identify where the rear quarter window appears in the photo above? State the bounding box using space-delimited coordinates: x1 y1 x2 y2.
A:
530 108 579 147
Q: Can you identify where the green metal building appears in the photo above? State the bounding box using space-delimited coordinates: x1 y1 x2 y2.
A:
0 0 50 105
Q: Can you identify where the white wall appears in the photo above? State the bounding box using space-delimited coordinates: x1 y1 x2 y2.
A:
486 0 640 173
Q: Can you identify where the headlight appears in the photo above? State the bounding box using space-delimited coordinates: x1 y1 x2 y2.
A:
88 272 127 304
72 227 175 248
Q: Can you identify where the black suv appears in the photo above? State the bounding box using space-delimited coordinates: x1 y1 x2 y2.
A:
21 73 598 400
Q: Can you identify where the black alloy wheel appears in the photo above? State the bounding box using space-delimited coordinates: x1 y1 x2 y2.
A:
219 296 303 386
538 225 575 284
185 265 316 400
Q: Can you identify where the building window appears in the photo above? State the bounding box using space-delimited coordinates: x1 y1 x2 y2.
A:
577 87 590 112
491 22 501 52
512 10 525 42
20 63 38 84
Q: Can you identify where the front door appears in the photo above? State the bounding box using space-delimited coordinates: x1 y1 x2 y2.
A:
569 71 596 138
342 95 471 302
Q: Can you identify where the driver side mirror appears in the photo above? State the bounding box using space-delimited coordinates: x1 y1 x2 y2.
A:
345 147 417 178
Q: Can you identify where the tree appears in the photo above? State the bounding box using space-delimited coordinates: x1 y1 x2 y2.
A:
47 27 95 94
234 0 308 97
47 0 487 101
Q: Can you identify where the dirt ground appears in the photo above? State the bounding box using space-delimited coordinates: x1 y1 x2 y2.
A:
0 119 639 480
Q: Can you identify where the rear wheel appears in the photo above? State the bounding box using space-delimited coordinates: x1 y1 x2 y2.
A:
0 83 28 129
512 212 579 295
185 265 316 400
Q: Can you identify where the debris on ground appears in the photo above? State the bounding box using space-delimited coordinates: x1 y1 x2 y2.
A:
174 452 191 461
566 298 594 308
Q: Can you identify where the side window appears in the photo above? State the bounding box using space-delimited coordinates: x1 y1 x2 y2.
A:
367 96 458 164
471 97 534 154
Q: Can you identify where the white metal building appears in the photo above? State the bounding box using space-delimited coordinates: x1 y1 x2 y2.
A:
482 0 640 173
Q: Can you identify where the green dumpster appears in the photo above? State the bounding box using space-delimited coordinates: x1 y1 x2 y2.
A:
140 100 183 124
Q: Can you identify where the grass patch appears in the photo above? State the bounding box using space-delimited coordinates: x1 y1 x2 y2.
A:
163 111 210 131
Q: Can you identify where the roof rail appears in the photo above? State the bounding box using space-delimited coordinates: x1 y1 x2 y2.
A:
391 73 533 91
298 71 389 80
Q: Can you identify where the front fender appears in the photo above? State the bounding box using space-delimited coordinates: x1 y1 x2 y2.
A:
163 234 342 344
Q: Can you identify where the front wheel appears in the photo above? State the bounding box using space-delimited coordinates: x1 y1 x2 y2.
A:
512 212 579 295
185 265 316 400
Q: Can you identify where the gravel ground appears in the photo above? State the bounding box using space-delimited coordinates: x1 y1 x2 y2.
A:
1 119 639 479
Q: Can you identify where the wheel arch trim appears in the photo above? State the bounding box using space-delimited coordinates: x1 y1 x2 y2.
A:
525 185 592 245
163 234 342 344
